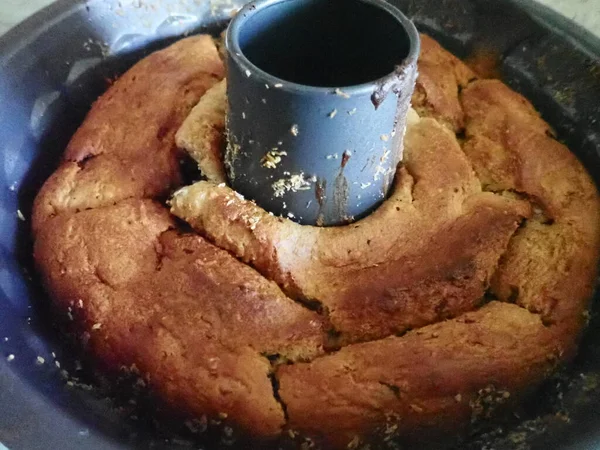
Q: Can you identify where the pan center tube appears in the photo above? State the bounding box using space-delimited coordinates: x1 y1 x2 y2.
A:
225 0 420 226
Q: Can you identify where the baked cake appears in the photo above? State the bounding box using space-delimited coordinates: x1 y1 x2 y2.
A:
32 33 600 448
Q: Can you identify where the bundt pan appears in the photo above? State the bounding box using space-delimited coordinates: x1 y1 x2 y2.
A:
1 0 599 449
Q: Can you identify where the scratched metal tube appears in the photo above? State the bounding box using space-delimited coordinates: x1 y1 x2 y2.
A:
225 0 420 226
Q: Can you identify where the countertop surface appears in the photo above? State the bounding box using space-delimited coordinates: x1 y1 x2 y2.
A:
0 0 599 37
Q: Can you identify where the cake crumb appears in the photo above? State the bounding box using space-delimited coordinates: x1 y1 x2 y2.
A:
380 149 391 163
347 436 361 449
245 69 251 77
328 109 338 119
470 385 511 422
272 173 312 197
261 150 287 169
185 416 208 434
6 354 14 362
17 210 25 221
335 88 351 98
374 165 386 181
384 422 398 436
36 356 45 365
410 404 424 413
274 83 283 88
290 124 299 136
348 108 357 115
301 438 316 450
92 323 102 330
582 310 592 326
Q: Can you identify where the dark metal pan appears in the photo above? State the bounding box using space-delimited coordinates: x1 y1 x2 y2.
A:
0 0 599 449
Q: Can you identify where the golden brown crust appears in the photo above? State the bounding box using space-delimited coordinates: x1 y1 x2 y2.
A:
176 79 228 183
150 231 326 360
171 116 529 343
461 79 600 357
34 199 174 293
278 302 559 447
64 35 224 163
32 36 325 439
32 154 178 235
32 35 225 233
31 33 600 449
411 34 477 132
34 199 326 436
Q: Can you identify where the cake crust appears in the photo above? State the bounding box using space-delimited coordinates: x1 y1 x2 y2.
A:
32 32 600 448
176 79 228 184
32 35 225 233
171 117 531 343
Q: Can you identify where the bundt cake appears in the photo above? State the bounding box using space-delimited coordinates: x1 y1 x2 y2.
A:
32 33 600 448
